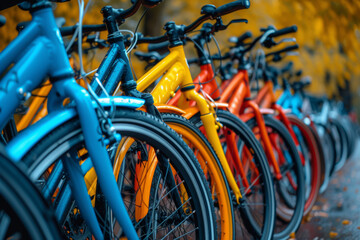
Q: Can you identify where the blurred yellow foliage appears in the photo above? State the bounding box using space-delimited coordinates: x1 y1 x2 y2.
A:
0 0 359 115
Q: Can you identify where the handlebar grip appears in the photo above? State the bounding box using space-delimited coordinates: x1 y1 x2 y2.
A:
143 0 163 8
266 44 299 58
280 44 299 53
237 31 252 43
269 25 297 38
60 26 76 36
148 41 169 52
214 0 250 17
0 15 6 28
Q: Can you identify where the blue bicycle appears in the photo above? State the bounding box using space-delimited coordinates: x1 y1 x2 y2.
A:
0 0 216 239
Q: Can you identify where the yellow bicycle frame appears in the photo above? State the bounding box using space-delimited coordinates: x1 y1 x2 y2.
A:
134 45 243 203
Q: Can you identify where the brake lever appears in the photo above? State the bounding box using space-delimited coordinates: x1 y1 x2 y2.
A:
285 51 299 56
270 51 299 62
275 37 296 45
226 18 248 26
259 29 276 44
214 18 248 32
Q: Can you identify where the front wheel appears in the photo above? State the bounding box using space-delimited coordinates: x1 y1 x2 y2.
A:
190 109 275 240
161 113 235 240
246 115 305 240
0 146 61 240
21 109 217 239
286 115 321 217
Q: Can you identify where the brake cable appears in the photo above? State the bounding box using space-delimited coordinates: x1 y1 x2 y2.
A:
129 8 149 81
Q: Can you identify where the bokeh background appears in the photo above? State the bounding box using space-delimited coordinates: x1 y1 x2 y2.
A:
1 0 359 117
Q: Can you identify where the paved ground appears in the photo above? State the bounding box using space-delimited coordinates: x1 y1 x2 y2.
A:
296 140 360 239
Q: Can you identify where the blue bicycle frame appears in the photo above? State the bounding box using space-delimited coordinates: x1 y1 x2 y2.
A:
277 85 303 118
0 3 139 239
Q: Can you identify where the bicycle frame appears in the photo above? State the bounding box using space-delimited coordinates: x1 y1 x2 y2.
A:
168 63 256 190
214 69 282 179
135 45 244 202
0 4 139 239
277 87 303 118
255 80 306 165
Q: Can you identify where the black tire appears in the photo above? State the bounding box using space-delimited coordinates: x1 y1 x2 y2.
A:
315 123 336 193
286 115 321 217
0 146 61 240
190 109 275 240
246 115 305 240
307 121 326 191
330 118 349 171
161 113 235 239
339 116 356 158
21 109 217 240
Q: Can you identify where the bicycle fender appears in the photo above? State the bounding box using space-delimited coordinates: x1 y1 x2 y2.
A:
211 102 229 110
260 108 276 115
238 108 275 123
135 151 158 222
6 96 145 162
182 106 201 119
155 104 186 115
181 103 228 120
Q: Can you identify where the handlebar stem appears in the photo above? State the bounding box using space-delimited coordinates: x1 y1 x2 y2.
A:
164 21 184 47
101 6 119 36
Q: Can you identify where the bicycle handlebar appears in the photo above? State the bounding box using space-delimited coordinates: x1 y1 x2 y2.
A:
147 41 170 52
237 31 252 43
115 0 143 21
242 25 298 53
138 0 250 45
266 44 299 57
269 25 297 38
185 0 250 32
215 0 250 17
60 0 144 37
60 24 107 37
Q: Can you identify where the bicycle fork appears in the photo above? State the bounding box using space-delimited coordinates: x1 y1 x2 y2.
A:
47 79 139 240
181 88 244 203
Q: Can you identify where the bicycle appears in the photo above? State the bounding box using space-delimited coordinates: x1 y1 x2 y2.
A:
246 44 322 218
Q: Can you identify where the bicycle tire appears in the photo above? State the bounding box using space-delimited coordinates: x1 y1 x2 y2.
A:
190 109 275 240
345 116 357 158
315 122 336 193
161 113 235 240
339 116 356 159
329 118 348 171
307 121 326 190
286 115 321 217
21 108 217 239
0 147 61 240
246 115 305 240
